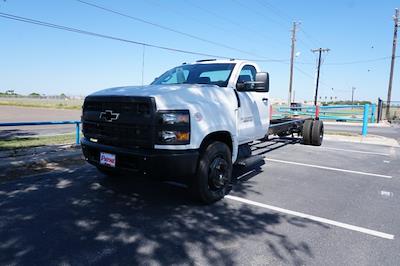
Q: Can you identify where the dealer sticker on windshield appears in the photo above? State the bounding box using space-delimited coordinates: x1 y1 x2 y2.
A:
100 152 116 167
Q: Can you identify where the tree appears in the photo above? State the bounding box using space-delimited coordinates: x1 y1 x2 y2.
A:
29 92 40 98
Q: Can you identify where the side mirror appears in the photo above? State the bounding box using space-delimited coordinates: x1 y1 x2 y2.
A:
236 82 246 90
254 72 269 92
236 72 269 92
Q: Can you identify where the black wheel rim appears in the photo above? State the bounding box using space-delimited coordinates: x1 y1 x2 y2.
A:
208 156 229 191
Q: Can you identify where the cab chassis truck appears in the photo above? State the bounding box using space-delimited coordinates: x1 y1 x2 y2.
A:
81 59 323 204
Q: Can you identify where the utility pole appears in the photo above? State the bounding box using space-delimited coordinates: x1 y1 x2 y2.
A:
386 8 399 119
351 87 356 105
288 21 300 107
311 48 330 105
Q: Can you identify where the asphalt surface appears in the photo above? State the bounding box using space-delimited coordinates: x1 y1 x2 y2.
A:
1 138 399 265
0 106 81 139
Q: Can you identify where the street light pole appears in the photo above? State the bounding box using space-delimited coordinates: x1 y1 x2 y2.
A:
288 22 300 107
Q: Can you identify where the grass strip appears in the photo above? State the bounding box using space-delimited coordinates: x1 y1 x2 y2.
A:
0 101 82 110
0 133 76 150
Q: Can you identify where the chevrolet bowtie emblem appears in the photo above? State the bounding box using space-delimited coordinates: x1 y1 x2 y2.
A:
99 110 120 122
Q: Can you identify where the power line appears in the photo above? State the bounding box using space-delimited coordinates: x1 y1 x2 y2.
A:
253 0 324 50
0 12 288 62
297 38 315 51
299 28 323 48
186 0 255 31
325 56 395 65
255 0 292 23
228 0 326 66
252 0 324 57
294 65 315 80
183 0 289 49
144 0 241 42
293 66 333 94
75 0 266 58
230 0 289 31
296 56 400 65
144 0 288 54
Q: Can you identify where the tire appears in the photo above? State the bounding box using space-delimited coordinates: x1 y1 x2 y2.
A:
311 120 324 146
302 120 313 145
190 141 232 204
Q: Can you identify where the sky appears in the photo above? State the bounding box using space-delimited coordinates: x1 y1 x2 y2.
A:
0 0 399 102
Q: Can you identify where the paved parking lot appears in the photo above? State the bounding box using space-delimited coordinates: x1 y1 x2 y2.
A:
0 138 399 265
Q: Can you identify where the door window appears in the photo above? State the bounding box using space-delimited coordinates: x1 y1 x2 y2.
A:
237 65 257 83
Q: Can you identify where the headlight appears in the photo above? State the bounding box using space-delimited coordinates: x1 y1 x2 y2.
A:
157 110 190 145
159 112 189 125
159 130 190 144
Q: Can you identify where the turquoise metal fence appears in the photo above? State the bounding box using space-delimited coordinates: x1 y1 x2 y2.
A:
273 104 375 136
0 121 81 144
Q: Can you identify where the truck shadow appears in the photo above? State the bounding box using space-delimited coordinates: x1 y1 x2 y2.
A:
0 158 328 265
231 137 300 196
251 136 301 155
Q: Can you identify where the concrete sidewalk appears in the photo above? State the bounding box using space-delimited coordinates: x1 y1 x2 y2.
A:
323 121 392 128
324 133 399 147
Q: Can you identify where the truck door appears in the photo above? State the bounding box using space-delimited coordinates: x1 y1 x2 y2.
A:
236 65 270 143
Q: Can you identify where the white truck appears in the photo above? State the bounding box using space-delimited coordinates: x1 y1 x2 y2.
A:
81 59 323 203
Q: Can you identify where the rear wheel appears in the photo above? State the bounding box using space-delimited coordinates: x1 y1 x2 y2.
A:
190 141 232 204
311 120 324 146
302 120 313 145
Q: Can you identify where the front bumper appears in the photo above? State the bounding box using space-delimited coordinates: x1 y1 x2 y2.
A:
81 138 199 178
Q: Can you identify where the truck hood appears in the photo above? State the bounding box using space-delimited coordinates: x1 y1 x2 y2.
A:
89 84 231 109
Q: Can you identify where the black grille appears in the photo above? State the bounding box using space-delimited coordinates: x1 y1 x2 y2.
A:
83 122 152 148
82 96 156 148
84 101 151 116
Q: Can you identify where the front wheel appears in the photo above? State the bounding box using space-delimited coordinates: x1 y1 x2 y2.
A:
190 141 232 204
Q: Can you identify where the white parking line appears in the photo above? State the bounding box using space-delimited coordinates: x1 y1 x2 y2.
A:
316 146 391 156
380 191 394 198
266 158 393 179
225 195 394 240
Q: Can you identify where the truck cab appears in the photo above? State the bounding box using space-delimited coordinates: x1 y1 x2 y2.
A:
81 59 270 203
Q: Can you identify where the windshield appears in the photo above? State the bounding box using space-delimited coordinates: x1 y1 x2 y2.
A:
151 63 235 87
